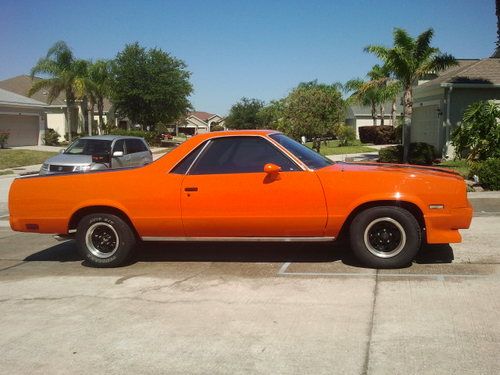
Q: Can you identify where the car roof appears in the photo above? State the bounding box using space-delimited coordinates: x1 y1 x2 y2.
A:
77 135 145 141
193 129 281 141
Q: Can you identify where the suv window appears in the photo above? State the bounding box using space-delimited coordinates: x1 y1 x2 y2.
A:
125 139 147 154
113 139 125 154
189 136 300 175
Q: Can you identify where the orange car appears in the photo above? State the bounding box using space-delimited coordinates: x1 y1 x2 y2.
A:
9 130 473 268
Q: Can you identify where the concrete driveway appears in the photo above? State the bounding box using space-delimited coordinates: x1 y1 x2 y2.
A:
0 211 499 374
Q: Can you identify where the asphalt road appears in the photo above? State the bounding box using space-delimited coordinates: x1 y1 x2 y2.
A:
0 214 499 374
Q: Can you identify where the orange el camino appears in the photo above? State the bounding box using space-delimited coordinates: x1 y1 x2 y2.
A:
8 130 473 268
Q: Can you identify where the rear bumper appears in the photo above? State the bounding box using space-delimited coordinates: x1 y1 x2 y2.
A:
425 205 473 244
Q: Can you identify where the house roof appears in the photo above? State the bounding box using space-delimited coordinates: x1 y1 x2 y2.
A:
189 111 217 122
0 75 66 105
0 75 113 111
418 58 500 88
0 87 45 107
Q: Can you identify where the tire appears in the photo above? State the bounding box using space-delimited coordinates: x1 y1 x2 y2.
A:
349 206 421 268
76 213 136 268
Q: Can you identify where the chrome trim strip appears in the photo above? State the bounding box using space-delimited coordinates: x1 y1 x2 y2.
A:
141 236 336 242
185 139 212 175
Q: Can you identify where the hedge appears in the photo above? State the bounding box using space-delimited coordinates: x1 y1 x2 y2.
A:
378 142 438 165
471 158 500 190
358 125 400 145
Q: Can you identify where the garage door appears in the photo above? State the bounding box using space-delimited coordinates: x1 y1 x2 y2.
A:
0 114 39 146
411 105 439 148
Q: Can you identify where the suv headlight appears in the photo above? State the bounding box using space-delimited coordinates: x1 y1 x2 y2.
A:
74 165 91 172
41 163 49 171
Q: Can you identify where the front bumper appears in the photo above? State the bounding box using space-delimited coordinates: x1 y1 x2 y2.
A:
424 204 473 244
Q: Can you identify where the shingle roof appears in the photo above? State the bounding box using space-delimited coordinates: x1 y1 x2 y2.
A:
0 75 113 111
0 75 66 105
418 58 500 88
0 87 45 107
189 111 216 122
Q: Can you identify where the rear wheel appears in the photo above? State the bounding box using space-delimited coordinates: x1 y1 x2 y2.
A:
349 206 421 268
76 213 136 267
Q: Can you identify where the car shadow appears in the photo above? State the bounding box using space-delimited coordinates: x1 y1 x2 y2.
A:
23 239 455 268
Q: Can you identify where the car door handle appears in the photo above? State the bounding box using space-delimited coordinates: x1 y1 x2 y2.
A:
184 187 198 192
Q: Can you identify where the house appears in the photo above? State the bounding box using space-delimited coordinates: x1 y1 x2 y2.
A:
0 75 112 141
177 111 225 135
411 58 500 157
0 88 47 146
345 101 401 139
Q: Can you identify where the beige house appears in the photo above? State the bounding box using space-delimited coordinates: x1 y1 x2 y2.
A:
345 102 401 139
0 75 112 142
177 111 225 135
0 88 47 146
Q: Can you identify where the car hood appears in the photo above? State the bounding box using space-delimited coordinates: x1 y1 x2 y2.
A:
44 154 93 166
329 162 463 180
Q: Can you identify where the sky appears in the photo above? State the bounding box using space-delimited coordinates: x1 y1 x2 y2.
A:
0 0 497 115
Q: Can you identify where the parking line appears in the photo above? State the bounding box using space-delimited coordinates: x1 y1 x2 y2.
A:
277 262 497 280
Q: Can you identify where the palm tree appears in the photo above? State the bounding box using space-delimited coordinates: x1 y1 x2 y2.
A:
29 41 84 142
365 64 401 126
73 60 96 136
89 60 113 134
345 78 379 126
365 28 457 161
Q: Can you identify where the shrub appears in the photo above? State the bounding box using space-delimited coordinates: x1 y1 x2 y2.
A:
43 128 60 146
451 100 500 161
470 158 500 190
0 132 8 148
333 124 356 146
109 128 162 147
211 125 225 132
378 142 437 165
358 125 399 144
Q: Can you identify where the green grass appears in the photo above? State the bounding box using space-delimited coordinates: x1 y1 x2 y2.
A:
436 159 471 178
0 149 58 169
305 140 376 155
0 170 14 175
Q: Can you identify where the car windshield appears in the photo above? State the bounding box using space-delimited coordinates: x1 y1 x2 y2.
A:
65 139 111 155
269 133 334 170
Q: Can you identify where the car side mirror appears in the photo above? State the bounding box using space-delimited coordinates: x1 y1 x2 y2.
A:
264 163 281 174
59 149 65 154
112 151 124 157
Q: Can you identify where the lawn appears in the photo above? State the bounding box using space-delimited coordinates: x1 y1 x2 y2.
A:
436 159 471 178
0 149 58 170
305 140 376 155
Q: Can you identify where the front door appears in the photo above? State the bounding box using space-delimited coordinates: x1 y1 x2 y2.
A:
179 136 327 237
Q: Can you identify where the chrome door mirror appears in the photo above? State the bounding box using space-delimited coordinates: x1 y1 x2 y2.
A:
112 151 124 157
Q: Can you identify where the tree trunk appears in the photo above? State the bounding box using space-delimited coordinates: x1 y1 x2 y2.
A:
391 99 397 126
380 104 385 126
402 87 413 163
371 101 377 126
97 98 104 135
312 137 321 153
87 99 94 137
66 94 72 143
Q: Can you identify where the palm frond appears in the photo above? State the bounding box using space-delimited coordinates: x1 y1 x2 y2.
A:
393 28 414 51
364 45 390 61
414 28 434 60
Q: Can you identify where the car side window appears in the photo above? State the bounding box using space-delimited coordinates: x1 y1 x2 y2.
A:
126 139 147 154
189 136 300 175
170 142 207 175
113 139 125 154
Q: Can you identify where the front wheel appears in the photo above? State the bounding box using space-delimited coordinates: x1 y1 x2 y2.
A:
76 213 136 267
349 206 422 268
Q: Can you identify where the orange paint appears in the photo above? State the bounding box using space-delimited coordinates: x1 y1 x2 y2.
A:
9 130 472 243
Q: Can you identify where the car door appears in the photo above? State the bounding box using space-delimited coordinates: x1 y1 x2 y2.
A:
125 139 151 166
177 136 328 237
